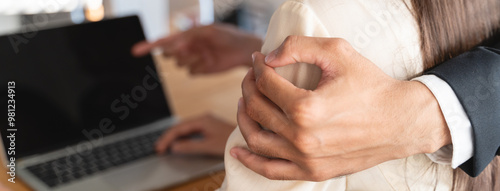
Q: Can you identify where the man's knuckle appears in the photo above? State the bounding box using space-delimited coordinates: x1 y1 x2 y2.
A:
294 136 318 156
332 38 350 48
310 171 328 182
290 114 308 128
246 143 258 154
303 163 327 181
327 38 353 54
255 74 268 92
289 96 319 127
262 169 290 180
290 105 307 125
283 35 298 46
261 167 276 179
281 35 300 52
246 133 259 148
334 38 349 46
245 98 258 118
247 136 267 155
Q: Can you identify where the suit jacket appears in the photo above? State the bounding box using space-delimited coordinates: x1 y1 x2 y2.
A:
427 41 500 177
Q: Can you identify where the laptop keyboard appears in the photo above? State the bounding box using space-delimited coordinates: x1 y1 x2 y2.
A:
26 130 163 188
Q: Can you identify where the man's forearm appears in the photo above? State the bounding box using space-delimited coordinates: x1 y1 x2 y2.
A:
413 75 474 168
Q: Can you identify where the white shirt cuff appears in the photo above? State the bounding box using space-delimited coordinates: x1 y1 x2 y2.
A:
412 75 474 168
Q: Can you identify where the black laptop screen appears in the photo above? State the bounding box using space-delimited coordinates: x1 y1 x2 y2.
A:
0 16 172 158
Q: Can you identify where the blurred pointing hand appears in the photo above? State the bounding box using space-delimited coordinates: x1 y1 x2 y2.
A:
132 24 262 74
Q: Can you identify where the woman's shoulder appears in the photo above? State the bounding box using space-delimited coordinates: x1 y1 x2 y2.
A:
278 0 356 13
277 0 415 34
273 0 423 79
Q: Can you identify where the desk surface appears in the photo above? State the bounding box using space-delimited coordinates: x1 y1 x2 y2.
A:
0 55 246 191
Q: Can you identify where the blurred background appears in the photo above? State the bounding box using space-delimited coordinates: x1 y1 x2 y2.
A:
0 2 287 190
0 0 286 41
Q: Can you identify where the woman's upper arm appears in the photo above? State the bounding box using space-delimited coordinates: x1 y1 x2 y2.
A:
261 0 332 90
261 0 331 54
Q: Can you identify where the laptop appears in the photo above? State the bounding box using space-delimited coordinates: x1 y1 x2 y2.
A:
0 16 223 191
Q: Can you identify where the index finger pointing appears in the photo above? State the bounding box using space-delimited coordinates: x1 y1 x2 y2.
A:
131 33 182 57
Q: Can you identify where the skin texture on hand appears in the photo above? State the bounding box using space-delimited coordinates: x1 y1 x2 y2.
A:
231 36 452 181
132 24 262 74
155 114 235 157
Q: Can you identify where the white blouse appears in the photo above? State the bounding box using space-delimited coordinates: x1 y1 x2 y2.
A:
219 0 461 190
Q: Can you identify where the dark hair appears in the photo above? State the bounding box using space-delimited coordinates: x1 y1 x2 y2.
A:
410 0 500 70
453 157 499 190
408 0 500 190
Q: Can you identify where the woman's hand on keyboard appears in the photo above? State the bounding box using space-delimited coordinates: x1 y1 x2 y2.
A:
155 114 235 157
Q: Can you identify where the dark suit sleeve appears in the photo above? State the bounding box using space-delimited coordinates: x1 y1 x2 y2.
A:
425 43 500 177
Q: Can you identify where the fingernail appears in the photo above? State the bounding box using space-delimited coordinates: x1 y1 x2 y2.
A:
265 51 276 63
230 149 238 159
251 53 256 63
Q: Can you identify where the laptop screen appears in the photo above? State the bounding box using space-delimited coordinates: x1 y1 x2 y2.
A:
0 16 172 159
